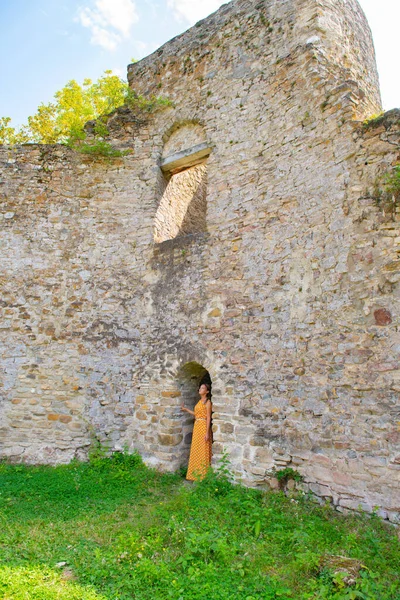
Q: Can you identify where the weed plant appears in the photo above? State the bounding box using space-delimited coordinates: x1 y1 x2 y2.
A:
272 467 303 489
362 112 385 130
383 165 400 203
0 453 399 599
371 165 400 220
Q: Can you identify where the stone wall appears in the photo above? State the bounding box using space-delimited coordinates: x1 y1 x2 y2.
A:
1 0 399 522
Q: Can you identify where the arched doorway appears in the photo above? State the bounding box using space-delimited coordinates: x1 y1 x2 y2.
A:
177 361 212 468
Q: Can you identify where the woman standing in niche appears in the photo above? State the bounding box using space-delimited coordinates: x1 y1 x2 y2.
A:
181 382 212 481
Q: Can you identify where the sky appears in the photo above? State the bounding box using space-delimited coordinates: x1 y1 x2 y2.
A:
0 0 398 128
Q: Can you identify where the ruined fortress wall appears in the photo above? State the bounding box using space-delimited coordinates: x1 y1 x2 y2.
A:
0 145 147 462
1 0 399 522
127 0 381 119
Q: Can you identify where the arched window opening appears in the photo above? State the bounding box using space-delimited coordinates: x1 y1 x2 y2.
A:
177 361 212 467
154 124 211 244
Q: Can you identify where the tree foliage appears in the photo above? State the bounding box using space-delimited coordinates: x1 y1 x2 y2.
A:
0 117 29 145
0 71 130 145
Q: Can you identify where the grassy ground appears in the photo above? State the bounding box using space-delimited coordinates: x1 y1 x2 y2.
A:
0 453 399 600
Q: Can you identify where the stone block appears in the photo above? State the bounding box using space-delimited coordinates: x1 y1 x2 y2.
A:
374 308 392 326
387 512 400 524
250 466 266 476
157 433 183 447
267 477 280 490
208 308 222 317
308 482 333 498
273 453 291 463
115 404 132 416
59 415 72 424
211 443 224 455
249 436 267 447
160 397 181 406
339 498 373 513
332 471 352 486
160 418 181 428
68 422 82 431
47 414 60 421
135 411 148 421
218 422 233 434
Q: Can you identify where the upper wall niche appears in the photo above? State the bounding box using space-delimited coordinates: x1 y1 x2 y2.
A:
154 123 211 244
162 123 207 157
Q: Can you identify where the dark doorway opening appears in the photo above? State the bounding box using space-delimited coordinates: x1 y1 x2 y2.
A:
177 361 212 468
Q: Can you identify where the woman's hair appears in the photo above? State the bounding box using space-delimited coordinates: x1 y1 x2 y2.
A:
199 381 212 401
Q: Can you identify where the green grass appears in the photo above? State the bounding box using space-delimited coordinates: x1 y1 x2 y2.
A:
0 453 399 599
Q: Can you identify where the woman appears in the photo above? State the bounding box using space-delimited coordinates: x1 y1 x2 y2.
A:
181 382 212 481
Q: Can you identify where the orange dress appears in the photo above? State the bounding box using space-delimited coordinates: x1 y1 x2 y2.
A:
186 400 212 481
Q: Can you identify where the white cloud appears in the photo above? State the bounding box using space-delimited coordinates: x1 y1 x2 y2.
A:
167 0 226 25
90 26 121 50
95 0 138 36
77 0 138 50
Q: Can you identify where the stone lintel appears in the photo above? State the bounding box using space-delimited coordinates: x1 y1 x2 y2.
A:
160 142 211 173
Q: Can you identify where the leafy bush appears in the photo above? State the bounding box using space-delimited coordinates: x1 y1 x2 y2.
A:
274 467 303 486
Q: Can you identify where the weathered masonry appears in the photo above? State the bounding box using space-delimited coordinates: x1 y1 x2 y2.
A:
1 0 399 522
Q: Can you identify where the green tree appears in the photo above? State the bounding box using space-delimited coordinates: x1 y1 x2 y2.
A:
0 71 129 145
0 116 29 145
1 69 172 157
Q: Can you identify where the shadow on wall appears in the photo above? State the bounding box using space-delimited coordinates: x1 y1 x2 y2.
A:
154 164 208 243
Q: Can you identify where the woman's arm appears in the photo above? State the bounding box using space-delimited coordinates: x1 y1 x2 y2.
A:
181 404 195 416
205 400 212 441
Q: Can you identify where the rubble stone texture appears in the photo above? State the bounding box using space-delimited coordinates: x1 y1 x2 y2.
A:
1 0 399 522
